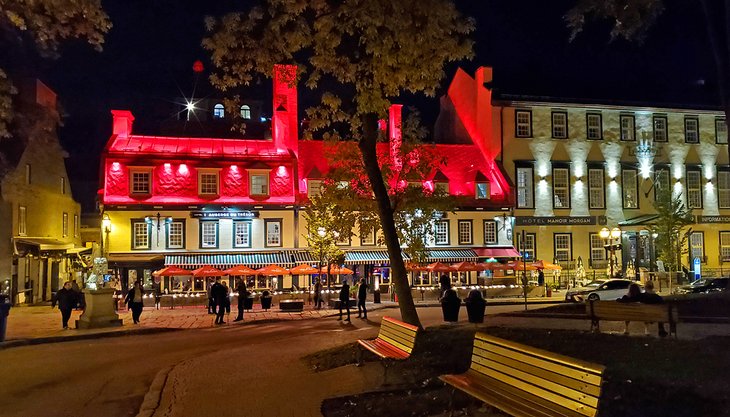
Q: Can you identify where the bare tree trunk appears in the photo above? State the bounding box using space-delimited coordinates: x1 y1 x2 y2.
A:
358 112 422 329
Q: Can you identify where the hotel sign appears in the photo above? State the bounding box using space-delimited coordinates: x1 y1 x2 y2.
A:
515 216 598 226
190 211 259 219
696 216 730 224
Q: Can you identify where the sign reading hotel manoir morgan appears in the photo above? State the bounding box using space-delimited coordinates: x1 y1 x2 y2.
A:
190 211 259 219
515 216 598 226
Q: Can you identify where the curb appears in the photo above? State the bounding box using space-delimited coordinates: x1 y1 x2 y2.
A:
135 365 173 417
497 312 730 324
0 327 181 350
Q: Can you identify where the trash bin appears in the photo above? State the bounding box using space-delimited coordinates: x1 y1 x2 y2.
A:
244 296 254 311
546 286 552 297
440 289 461 322
260 291 273 310
373 289 381 304
0 295 10 342
464 289 486 324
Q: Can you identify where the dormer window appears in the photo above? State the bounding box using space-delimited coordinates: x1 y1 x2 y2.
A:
240 105 251 119
474 171 490 200
198 169 220 195
308 179 322 198
431 170 449 195
130 168 152 195
213 103 225 119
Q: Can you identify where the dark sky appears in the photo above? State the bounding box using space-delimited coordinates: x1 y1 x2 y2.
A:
32 0 716 212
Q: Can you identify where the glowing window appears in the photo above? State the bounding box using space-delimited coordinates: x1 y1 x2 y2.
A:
586 113 602 140
130 169 151 194
554 233 572 262
551 111 568 139
622 169 638 209
716 118 728 144
515 110 532 138
240 105 251 120
475 182 490 199
552 168 570 209
517 233 536 260
589 233 605 265
233 221 251 248
434 220 449 245
132 221 150 250
689 232 704 262
18 206 27 236
653 115 668 142
483 220 497 244
250 173 269 196
265 219 282 247
458 220 472 245
720 232 730 261
516 167 534 209
685 117 699 143
654 168 671 200
588 168 605 209
718 171 730 208
198 172 219 195
200 221 218 248
620 114 635 141
308 180 322 198
167 221 184 249
73 214 79 237
213 103 225 119
62 212 68 237
686 169 702 209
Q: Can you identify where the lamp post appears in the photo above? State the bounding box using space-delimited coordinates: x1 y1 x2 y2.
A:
101 213 112 258
317 227 326 291
599 227 622 278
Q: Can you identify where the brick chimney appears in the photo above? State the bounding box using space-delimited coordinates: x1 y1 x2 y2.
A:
111 110 134 137
272 64 298 156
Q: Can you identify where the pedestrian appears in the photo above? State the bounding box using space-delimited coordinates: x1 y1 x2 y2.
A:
537 269 545 296
70 279 82 309
640 280 669 338
234 278 248 322
125 280 145 324
356 278 368 319
152 281 162 310
207 281 215 314
439 274 451 296
338 280 351 322
52 281 78 329
222 281 231 319
314 279 323 310
211 278 227 325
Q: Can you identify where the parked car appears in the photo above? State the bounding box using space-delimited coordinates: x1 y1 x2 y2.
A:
584 279 636 301
564 280 606 302
675 277 729 294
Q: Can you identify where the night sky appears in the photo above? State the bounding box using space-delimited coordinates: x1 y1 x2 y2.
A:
28 0 716 212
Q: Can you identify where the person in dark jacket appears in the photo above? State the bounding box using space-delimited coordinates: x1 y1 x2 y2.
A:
640 280 668 337
152 281 162 310
314 279 323 310
356 278 368 319
52 281 78 329
211 278 228 324
338 280 351 322
234 279 248 322
125 280 145 324
439 274 451 296
207 281 216 314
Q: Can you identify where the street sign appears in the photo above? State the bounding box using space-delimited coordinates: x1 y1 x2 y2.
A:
693 257 701 280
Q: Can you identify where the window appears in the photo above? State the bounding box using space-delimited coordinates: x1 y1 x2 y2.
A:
167 221 184 249
132 221 150 250
719 171 730 208
434 181 449 194
720 232 730 261
654 168 671 200
213 103 225 119
653 115 668 142
551 111 568 139
586 113 602 140
686 169 702 208
198 171 219 195
483 220 497 244
25 164 31 184
200 221 218 248
130 169 151 194
552 167 570 209
554 233 572 262
515 110 532 138
458 220 472 245
622 168 638 209
517 233 536 261
250 173 270 196
589 233 605 267
685 117 699 143
336 233 350 246
689 232 704 262
240 105 251 120
434 220 449 245
620 114 635 141
233 221 251 248
308 179 322 198
18 206 26 236
62 212 68 237
360 226 376 246
265 219 282 247
475 182 490 199
588 168 605 209
516 167 534 208
716 119 728 144
73 214 79 238
61 177 66 194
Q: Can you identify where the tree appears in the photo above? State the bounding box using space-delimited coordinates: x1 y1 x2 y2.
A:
648 187 694 277
203 0 474 328
0 0 111 138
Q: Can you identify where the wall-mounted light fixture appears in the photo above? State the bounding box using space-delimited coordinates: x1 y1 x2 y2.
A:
539 176 547 182
575 176 583 182
675 178 682 183
610 177 616 182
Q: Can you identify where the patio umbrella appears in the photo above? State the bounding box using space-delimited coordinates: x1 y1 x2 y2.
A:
531 260 562 270
256 264 290 275
223 265 257 275
319 265 354 275
425 262 455 273
192 265 225 277
406 263 426 271
451 261 480 272
153 266 192 277
482 262 509 271
506 260 538 271
289 264 319 275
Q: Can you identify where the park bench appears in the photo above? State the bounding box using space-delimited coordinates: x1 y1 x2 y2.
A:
588 300 678 337
357 316 419 383
279 299 304 312
440 332 605 417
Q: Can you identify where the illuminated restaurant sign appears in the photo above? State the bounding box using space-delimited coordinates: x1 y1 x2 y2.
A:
190 211 259 219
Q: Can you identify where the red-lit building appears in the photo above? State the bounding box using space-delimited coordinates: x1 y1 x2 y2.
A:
99 65 517 292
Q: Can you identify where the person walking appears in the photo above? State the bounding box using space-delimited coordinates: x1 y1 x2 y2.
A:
125 281 145 324
356 278 368 319
70 279 83 309
222 281 231 321
207 280 216 314
211 278 227 325
537 269 545 297
152 281 162 310
234 279 248 322
338 280 351 322
52 281 78 329
314 279 323 310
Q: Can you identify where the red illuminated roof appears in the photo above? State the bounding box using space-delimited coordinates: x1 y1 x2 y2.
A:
107 134 288 159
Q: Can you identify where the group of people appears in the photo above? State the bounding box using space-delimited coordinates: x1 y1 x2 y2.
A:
312 278 369 322
207 277 250 324
618 280 669 337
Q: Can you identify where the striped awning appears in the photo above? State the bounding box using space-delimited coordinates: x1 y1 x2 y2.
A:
344 249 477 264
425 249 478 262
165 251 316 269
345 250 394 264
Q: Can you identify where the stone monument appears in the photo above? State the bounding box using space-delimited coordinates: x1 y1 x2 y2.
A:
76 258 123 329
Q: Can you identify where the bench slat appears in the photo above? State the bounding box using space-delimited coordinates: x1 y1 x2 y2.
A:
380 321 418 342
357 316 418 361
378 327 416 353
382 316 419 332
590 302 675 323
358 339 409 360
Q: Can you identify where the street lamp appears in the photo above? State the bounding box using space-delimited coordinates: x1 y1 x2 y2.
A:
599 227 622 278
101 213 112 258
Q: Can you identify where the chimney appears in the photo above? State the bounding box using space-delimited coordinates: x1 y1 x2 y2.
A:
111 110 135 137
272 64 298 156
389 104 403 171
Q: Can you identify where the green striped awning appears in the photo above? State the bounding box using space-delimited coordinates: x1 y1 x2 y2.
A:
165 251 316 269
345 250 394 264
425 249 478 262
344 249 477 264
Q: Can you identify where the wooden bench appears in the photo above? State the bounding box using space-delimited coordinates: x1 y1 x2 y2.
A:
588 300 678 337
357 316 419 383
279 299 304 312
440 333 605 417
